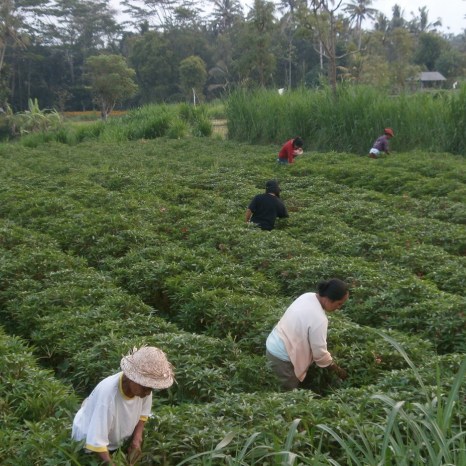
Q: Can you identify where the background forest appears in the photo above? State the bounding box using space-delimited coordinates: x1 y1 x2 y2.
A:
1 0 465 112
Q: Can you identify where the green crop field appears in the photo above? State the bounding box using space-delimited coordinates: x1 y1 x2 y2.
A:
0 134 465 465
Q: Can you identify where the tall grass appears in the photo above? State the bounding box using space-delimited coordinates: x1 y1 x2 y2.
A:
226 85 466 155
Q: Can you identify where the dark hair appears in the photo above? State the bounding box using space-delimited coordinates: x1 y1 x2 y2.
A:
317 279 348 301
293 137 303 148
265 179 281 195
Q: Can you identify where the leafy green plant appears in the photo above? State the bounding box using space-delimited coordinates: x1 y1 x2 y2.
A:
176 419 303 466
0 329 80 465
316 334 466 466
8 98 62 136
167 118 189 139
192 117 213 137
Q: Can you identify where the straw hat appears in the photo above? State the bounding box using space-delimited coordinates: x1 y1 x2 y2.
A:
120 346 175 389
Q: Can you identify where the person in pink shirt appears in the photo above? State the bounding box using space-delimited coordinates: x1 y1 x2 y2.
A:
277 137 304 164
266 279 349 390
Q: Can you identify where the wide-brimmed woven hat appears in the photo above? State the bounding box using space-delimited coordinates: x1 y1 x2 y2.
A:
120 346 175 389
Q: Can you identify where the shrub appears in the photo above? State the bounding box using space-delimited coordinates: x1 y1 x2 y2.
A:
8 98 62 136
167 118 189 139
192 117 213 137
0 329 79 465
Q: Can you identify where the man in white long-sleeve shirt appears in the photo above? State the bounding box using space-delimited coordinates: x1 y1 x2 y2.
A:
266 279 349 390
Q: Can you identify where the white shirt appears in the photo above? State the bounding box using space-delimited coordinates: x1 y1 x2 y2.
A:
72 372 152 452
266 327 290 361
275 293 333 381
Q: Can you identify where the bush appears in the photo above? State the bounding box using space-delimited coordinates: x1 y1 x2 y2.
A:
0 329 80 465
192 117 213 137
8 98 62 137
167 118 189 139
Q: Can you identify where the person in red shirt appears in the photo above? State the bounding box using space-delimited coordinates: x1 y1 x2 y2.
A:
277 137 304 164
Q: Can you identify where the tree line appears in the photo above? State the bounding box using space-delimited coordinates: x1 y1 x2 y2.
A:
1 0 465 112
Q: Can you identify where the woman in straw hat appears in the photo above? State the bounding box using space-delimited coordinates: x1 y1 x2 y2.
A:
72 346 174 464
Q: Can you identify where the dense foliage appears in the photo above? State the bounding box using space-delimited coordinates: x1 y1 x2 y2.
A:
0 132 464 464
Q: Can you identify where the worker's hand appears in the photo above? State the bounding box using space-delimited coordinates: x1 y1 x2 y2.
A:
97 451 115 465
127 442 142 465
329 362 348 380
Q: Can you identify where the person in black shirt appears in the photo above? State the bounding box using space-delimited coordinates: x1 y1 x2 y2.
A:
245 180 289 231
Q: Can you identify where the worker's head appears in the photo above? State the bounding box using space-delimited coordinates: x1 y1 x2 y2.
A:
317 279 349 312
293 137 304 149
265 179 281 196
384 128 394 138
121 346 175 397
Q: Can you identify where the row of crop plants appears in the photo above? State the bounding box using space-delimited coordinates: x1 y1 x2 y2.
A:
0 218 438 393
0 151 462 362
290 151 466 205
0 140 464 354
2 325 463 465
0 177 463 372
0 157 461 360
1 219 464 463
145 352 465 464
0 220 280 401
0 327 81 464
1 138 464 463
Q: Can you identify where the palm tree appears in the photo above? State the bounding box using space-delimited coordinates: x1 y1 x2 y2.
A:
344 0 378 48
409 6 442 34
390 4 406 29
374 12 389 34
210 0 243 33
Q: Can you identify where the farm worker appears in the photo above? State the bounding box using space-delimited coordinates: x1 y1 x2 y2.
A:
72 346 174 465
369 128 394 158
277 136 304 164
246 179 289 231
266 279 349 391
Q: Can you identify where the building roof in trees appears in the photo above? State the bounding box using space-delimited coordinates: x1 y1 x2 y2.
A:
418 71 447 82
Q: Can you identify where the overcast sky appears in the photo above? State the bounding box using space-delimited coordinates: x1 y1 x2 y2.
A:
111 0 466 35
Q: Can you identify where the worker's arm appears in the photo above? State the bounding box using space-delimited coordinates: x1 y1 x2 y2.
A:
127 419 145 465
